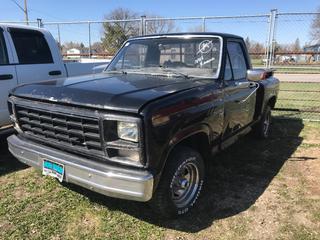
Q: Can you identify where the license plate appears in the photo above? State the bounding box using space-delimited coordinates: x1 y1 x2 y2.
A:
42 159 64 182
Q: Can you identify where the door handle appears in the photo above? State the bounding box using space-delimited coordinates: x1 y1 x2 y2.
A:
235 81 250 88
235 83 259 103
0 74 13 80
249 82 257 88
49 70 62 76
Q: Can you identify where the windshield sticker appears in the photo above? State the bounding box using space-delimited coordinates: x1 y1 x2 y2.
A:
195 56 216 67
198 40 214 54
195 56 204 65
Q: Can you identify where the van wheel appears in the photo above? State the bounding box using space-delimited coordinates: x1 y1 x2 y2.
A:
150 146 205 218
253 105 272 139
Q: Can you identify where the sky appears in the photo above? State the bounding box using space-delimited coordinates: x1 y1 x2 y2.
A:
1 0 320 46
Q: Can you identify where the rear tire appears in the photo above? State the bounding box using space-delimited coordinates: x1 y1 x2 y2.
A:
150 146 205 218
253 105 272 139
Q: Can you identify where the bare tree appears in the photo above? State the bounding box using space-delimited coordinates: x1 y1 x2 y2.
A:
91 42 104 54
145 15 177 34
310 7 320 43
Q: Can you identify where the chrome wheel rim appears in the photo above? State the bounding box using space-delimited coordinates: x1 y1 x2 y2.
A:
171 162 200 208
263 112 271 136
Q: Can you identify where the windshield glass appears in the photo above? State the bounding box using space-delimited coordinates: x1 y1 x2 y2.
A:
106 36 222 78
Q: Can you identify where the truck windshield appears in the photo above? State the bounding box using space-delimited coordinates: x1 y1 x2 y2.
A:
106 37 222 79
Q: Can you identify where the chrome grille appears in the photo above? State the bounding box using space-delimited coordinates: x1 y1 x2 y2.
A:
15 105 103 154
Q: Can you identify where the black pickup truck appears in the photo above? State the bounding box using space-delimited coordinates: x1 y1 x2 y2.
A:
7 33 279 217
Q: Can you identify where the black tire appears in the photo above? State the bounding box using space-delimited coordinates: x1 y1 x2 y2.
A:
253 105 272 139
150 146 205 218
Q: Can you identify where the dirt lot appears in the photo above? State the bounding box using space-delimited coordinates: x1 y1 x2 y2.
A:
0 118 319 240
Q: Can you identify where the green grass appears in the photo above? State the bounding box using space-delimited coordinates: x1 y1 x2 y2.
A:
0 119 319 239
0 170 164 239
274 82 320 121
274 67 320 74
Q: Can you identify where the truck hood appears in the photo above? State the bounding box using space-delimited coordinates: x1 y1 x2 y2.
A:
11 73 210 113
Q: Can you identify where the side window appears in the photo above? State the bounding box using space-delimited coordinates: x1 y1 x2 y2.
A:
227 41 247 80
0 31 9 65
10 29 53 64
224 54 233 81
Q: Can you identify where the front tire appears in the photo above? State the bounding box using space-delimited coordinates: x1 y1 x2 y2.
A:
253 105 272 139
150 146 205 218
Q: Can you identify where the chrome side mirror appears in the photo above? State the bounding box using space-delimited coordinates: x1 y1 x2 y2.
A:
247 69 273 81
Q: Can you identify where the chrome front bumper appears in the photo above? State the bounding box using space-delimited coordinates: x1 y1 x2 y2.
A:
7 135 154 202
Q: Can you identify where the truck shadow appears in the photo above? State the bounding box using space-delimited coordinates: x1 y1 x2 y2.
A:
0 130 28 177
67 117 304 233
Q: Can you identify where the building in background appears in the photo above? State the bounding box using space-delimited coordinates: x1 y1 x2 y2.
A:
304 40 320 62
66 48 81 59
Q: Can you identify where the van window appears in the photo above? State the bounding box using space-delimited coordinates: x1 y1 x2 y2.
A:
10 29 53 64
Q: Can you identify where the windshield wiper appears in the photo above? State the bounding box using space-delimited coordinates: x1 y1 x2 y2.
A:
159 65 190 79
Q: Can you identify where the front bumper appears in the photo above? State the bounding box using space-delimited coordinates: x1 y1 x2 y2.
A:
7 135 154 202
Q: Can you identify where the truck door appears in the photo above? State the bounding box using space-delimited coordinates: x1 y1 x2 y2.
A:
8 27 66 84
222 40 257 137
0 28 17 127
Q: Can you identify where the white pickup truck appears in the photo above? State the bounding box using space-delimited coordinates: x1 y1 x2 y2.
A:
0 24 109 131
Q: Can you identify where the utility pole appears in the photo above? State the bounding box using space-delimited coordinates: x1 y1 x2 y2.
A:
24 0 29 25
10 0 29 25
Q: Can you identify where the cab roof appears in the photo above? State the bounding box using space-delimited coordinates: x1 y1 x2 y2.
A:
0 23 50 35
130 32 243 40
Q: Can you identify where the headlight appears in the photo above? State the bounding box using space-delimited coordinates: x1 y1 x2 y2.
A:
117 121 138 142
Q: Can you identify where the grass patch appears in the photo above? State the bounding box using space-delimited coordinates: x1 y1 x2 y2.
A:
274 81 320 121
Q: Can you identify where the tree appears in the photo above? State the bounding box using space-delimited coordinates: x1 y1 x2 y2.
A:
101 8 178 54
101 8 139 54
292 38 301 52
250 42 264 54
145 15 177 34
245 37 251 50
91 42 104 54
310 6 320 43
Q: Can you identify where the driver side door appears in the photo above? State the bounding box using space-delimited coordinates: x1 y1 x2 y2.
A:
222 40 257 138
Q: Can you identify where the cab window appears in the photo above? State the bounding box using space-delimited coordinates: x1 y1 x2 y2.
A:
227 41 247 80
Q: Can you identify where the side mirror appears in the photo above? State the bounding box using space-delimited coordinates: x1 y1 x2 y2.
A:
247 69 274 81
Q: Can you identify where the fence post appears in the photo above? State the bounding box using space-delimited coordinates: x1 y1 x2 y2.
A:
202 17 206 32
88 22 92 58
266 9 277 68
140 15 146 35
270 9 278 68
57 24 62 51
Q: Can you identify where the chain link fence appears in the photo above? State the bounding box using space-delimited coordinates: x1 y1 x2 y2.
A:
274 12 320 74
1 10 320 121
273 81 320 122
